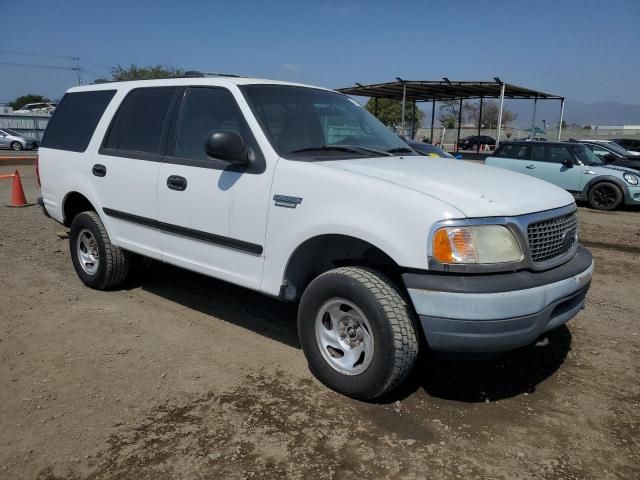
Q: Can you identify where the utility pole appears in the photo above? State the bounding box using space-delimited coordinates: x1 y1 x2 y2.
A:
72 57 82 85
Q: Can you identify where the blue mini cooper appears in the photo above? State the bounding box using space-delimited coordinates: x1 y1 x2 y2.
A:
486 141 640 210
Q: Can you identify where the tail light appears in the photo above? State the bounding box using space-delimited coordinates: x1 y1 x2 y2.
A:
35 154 41 187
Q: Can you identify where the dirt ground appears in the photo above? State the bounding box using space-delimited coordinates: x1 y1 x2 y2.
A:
1 165 639 480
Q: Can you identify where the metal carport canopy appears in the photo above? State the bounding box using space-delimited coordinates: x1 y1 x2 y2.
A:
336 80 563 102
336 80 566 146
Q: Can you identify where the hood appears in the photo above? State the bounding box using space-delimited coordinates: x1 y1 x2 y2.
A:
591 164 639 176
318 156 575 218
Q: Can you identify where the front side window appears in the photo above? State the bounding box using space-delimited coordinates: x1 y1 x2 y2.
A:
103 87 176 155
584 143 614 160
173 87 260 162
572 145 603 166
532 145 573 163
240 85 414 159
546 146 574 164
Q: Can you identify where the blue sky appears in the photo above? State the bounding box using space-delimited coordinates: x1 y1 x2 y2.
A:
1 0 639 104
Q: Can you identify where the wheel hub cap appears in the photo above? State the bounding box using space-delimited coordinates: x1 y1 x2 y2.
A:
315 298 374 376
76 228 99 275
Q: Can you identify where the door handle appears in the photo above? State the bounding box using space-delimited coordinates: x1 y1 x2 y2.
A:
525 164 536 169
92 164 107 177
167 175 187 191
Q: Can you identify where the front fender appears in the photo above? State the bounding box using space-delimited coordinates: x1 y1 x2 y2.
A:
582 175 629 198
260 160 463 296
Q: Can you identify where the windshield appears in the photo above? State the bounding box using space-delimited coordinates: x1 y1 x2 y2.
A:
240 85 416 159
4 128 22 137
572 145 604 166
600 141 632 156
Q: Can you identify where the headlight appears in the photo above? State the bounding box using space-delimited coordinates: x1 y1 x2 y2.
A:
433 225 523 264
623 173 638 185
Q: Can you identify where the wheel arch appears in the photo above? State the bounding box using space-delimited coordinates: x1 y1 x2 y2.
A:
280 233 404 302
62 191 98 227
582 175 628 197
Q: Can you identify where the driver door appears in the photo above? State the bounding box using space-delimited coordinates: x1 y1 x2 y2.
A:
157 86 273 290
526 145 582 192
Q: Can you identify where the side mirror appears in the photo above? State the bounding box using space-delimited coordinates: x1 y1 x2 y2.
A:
204 131 247 164
562 158 573 168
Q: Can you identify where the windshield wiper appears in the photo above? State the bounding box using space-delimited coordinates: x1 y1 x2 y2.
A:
386 147 416 154
290 145 393 157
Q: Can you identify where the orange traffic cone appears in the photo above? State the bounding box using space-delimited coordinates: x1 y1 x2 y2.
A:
8 170 29 207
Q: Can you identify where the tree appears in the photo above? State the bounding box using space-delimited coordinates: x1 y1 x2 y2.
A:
9 94 51 110
471 100 517 128
364 98 425 130
438 100 478 128
111 64 185 81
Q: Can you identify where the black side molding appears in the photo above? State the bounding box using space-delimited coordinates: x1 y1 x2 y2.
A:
102 207 263 255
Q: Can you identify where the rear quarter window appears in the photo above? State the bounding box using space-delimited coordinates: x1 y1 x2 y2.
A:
493 144 531 160
40 90 116 152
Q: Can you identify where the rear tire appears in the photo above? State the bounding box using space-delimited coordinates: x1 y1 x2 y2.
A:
69 211 130 290
10 141 22 151
298 267 419 400
588 182 623 211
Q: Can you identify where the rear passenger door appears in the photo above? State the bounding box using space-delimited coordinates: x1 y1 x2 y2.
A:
488 144 532 173
95 86 179 259
156 86 272 290
525 145 582 192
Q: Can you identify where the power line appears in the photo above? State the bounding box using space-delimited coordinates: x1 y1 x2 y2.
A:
0 61 76 71
0 50 76 60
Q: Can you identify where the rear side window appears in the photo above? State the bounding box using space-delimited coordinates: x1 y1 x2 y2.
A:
493 144 531 159
103 87 176 155
41 90 115 152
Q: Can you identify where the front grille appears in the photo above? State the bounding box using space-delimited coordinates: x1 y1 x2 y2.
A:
527 211 578 263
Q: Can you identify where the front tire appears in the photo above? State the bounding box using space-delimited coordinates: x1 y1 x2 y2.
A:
588 182 623 210
10 141 23 151
69 211 130 290
298 267 419 400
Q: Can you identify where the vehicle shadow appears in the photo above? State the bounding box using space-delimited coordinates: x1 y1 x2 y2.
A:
129 260 572 404
129 260 300 349
388 325 572 404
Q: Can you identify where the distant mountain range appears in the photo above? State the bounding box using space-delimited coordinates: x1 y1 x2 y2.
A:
508 100 640 127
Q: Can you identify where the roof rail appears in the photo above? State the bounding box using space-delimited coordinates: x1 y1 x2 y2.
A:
91 71 241 85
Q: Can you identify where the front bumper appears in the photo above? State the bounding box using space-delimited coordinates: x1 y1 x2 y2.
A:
624 185 640 204
403 246 594 353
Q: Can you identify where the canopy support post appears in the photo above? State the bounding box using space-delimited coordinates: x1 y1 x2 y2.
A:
558 98 565 141
430 99 435 144
476 96 484 153
411 101 416 139
530 95 538 139
456 97 463 152
374 97 378 117
400 81 407 135
496 83 506 148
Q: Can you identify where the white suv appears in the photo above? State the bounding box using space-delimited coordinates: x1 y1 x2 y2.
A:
38 76 594 400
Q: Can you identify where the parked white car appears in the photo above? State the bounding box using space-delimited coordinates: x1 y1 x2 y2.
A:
13 102 56 115
38 76 594 399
